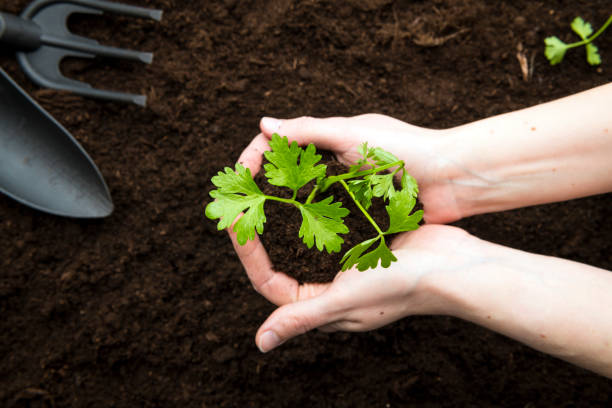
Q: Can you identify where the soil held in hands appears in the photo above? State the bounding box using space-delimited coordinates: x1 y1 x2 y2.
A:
257 154 398 283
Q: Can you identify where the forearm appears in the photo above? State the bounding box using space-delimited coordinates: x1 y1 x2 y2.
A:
426 237 612 377
441 83 612 219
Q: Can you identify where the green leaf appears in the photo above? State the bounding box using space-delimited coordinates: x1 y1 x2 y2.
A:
544 36 568 65
371 147 400 166
358 142 373 159
349 162 365 173
205 164 267 245
370 173 396 201
569 17 602 65
586 43 602 65
401 171 419 197
348 178 374 210
340 237 378 271
209 163 263 195
341 238 397 271
264 133 327 192
571 17 594 39
349 142 375 172
385 190 423 234
226 195 266 245
351 144 401 171
298 196 349 253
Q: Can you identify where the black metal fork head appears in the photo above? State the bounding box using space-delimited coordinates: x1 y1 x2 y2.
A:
15 0 162 106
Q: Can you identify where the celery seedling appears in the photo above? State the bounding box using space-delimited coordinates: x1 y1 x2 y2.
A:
545 15 612 66
205 134 423 271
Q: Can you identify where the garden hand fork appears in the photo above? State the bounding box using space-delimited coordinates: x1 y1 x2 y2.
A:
0 0 162 106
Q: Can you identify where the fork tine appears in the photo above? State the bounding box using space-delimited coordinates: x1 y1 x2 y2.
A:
18 47 148 106
28 3 154 63
19 44 94 87
21 0 163 21
27 3 102 35
17 46 147 106
44 33 154 63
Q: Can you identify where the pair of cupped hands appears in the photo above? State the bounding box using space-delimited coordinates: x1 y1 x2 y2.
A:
230 114 474 353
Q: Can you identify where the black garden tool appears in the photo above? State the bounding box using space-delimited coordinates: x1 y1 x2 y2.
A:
0 67 113 218
0 0 162 106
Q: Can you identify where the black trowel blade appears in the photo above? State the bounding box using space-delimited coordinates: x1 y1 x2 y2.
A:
0 68 113 218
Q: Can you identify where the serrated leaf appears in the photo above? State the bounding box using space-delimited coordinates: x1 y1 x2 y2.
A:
210 163 263 195
264 134 301 179
205 164 267 245
348 178 374 210
385 190 423 234
349 161 366 173
370 173 396 201
349 157 370 173
571 17 594 39
340 237 378 271
299 143 327 182
208 194 266 245
401 171 419 197
342 238 397 271
569 17 602 65
586 43 602 65
544 36 568 65
264 133 327 192
371 147 400 166
298 196 349 253
357 142 371 158
350 142 376 172
206 191 265 229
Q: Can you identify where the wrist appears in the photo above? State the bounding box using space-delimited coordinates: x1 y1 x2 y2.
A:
396 226 488 316
395 127 466 224
432 121 562 221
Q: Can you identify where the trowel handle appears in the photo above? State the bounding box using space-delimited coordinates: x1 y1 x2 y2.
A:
0 12 42 51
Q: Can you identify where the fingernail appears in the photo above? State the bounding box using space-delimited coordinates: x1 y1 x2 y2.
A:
258 330 281 353
261 117 281 133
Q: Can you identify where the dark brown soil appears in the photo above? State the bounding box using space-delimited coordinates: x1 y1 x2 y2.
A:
1 0 611 407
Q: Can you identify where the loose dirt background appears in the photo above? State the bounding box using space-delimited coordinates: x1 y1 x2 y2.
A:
2 0 612 406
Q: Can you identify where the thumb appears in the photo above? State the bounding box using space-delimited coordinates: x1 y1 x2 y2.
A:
260 116 354 152
255 296 334 352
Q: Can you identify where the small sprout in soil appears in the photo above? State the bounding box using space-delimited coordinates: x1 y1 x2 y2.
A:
205 134 423 271
544 15 612 66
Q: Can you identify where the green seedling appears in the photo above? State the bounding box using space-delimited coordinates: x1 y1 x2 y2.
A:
205 134 423 271
545 15 612 66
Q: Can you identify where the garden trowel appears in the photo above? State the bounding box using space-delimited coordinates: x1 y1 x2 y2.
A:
0 67 113 218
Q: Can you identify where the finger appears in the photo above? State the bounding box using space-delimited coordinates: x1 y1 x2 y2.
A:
228 225 330 305
260 116 356 153
255 296 334 352
237 133 270 175
227 225 298 306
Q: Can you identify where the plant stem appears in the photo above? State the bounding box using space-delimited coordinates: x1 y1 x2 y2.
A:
265 158 402 233
305 185 319 204
567 14 612 49
339 180 383 236
321 160 404 192
265 195 300 206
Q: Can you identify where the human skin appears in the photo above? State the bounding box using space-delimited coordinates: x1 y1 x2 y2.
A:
229 82 612 377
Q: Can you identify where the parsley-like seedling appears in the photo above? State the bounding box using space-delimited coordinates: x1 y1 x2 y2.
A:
205 134 423 271
544 15 612 66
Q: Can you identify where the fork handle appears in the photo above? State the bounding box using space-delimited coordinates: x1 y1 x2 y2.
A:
0 12 42 51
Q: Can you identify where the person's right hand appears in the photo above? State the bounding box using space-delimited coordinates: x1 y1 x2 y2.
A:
229 223 478 353
238 114 462 224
